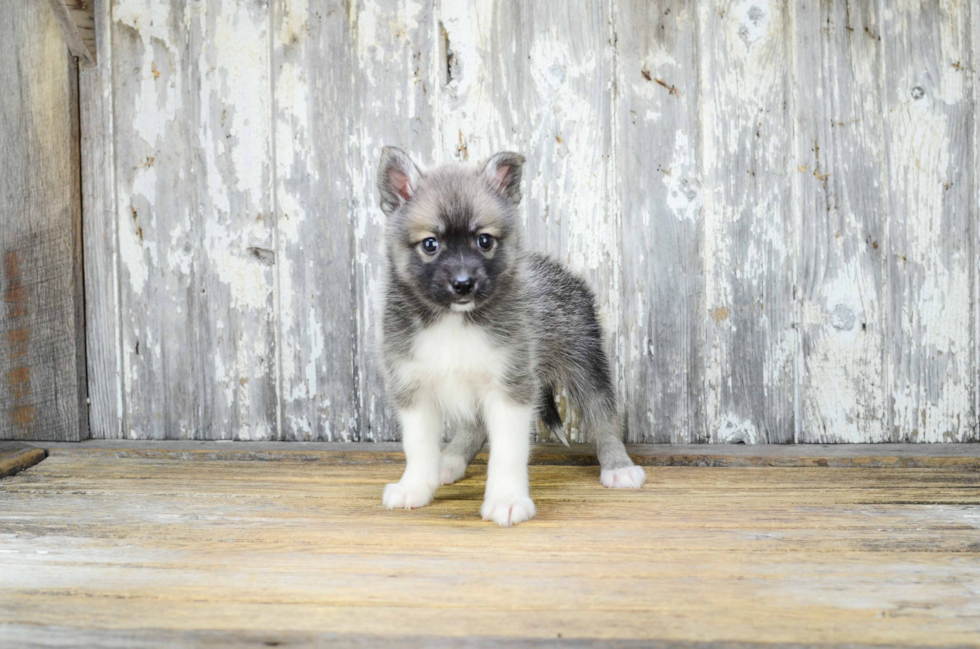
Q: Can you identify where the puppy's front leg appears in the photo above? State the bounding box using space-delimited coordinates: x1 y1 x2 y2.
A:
383 400 441 509
480 392 535 526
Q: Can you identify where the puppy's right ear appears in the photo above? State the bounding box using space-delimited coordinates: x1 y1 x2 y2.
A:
377 146 422 216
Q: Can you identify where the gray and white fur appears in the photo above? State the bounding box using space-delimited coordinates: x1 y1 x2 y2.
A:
377 146 645 526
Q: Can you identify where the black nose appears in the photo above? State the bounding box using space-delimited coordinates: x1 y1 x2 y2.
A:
451 276 474 296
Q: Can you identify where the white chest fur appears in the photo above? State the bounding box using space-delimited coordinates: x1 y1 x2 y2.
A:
395 314 510 419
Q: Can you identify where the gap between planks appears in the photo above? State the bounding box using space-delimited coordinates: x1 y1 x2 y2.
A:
25 440 980 469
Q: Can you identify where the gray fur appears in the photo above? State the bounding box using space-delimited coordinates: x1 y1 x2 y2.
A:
378 146 643 491
441 418 487 475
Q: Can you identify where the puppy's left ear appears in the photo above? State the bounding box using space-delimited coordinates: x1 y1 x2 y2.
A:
481 151 525 205
377 146 422 216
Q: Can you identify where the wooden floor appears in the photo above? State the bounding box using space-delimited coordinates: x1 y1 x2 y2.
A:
1 445 979 647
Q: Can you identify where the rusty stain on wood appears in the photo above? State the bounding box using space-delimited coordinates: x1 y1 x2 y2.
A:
3 253 27 319
2 2 87 442
3 254 33 435
653 77 679 97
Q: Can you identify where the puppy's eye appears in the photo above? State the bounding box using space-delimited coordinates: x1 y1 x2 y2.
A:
477 233 494 251
420 237 439 255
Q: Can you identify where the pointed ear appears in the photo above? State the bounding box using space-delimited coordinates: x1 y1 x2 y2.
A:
377 146 422 216
481 151 525 205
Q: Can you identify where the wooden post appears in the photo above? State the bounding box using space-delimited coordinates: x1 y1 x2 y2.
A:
0 1 88 441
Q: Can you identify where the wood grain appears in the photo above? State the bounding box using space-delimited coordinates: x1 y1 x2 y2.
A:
0 1 87 442
699 1 796 443
111 0 278 440
80 0 123 439
193 0 279 441
616 0 702 443
881 0 977 442
111 0 195 439
5 626 907 649
974 0 980 443
1 454 979 646
793 0 888 442
272 0 359 442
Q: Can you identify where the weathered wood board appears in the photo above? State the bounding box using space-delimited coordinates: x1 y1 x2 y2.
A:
75 0 979 442
110 0 278 440
80 0 122 440
615 1 701 443
272 0 358 442
0 1 88 442
793 1 888 442
975 0 980 442
882 0 976 442
1 454 979 646
699 1 797 443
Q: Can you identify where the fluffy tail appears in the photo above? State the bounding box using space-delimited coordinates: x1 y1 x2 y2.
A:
539 385 569 447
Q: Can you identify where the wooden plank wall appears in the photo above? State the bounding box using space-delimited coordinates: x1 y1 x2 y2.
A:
1 0 88 442
81 0 979 443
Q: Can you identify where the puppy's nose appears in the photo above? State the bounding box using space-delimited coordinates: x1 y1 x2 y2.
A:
451 276 475 296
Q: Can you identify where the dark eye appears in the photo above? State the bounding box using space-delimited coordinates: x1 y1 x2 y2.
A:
420 237 439 255
477 233 494 250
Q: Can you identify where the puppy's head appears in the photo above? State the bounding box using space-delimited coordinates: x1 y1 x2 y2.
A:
377 147 525 313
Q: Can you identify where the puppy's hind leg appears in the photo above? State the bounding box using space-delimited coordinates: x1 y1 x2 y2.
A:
441 418 486 485
574 382 646 489
591 409 646 489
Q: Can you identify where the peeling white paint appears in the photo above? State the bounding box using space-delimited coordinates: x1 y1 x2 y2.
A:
279 0 309 45
206 5 270 208
437 0 497 160
115 0 179 147
118 204 148 295
206 233 273 312
305 304 323 402
884 0 974 442
663 130 700 223
100 0 977 444
714 413 762 444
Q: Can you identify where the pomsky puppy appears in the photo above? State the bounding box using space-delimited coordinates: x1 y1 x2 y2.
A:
377 146 646 526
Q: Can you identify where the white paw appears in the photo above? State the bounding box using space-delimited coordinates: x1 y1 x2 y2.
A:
600 465 647 489
480 496 536 527
440 454 467 485
382 481 434 509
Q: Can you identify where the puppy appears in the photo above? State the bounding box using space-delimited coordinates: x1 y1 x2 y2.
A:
377 147 646 526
